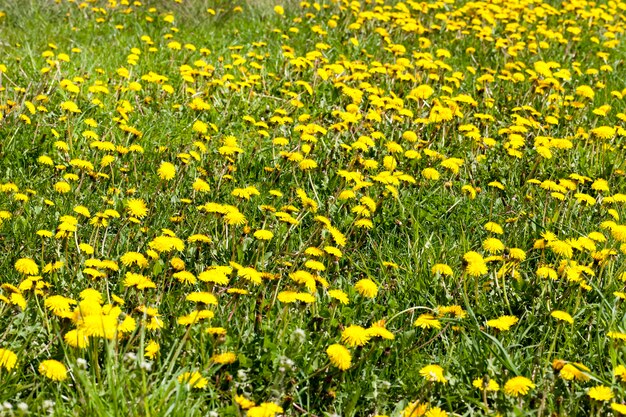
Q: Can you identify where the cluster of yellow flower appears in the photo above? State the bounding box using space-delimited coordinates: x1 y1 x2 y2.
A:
1 0 626 414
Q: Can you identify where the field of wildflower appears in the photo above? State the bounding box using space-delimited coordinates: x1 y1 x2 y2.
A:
1 0 626 415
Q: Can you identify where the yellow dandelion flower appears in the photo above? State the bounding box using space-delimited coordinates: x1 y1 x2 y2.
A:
432 263 453 276
414 314 442 329
120 252 148 268
472 378 500 391
422 167 440 180
145 340 160 359
0 348 18 371
253 230 274 241
15 258 39 275
401 401 428 417
64 329 89 348
591 126 616 139
157 161 176 180
211 352 237 365
39 359 68 381
484 221 504 234
235 395 256 409
341 325 370 347
486 315 519 331
560 362 590 381
503 376 535 397
551 310 574 324
327 289 349 305
614 365 626 382
44 295 76 317
126 199 148 218
326 344 351 370
483 238 505 253
149 236 184 253
367 321 394 340
425 407 448 417
186 292 218 305
548 240 573 258
588 385 613 402
612 403 626 415
419 364 447 383
247 403 283 417
205 327 227 336
178 371 208 389
354 279 378 298
173 271 196 285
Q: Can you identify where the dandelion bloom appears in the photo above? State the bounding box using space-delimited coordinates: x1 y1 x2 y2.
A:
419 364 447 383
401 402 428 417
177 371 208 389
44 295 76 318
205 327 227 336
464 252 488 276
0 348 18 371
431 264 453 276
422 167 440 180
120 252 148 268
354 279 378 298
486 315 519 331
483 238 505 253
39 360 68 381
551 310 574 324
591 126 616 139
173 271 196 285
612 225 626 243
341 325 370 347
145 340 160 359
575 85 594 99
192 120 208 134
484 221 503 234
425 407 448 417
247 403 283 417
149 236 184 253
15 258 39 275
157 161 176 180
64 329 89 348
188 234 212 244
54 181 71 193
326 344 351 370
177 310 214 325
509 248 527 261
503 376 535 397
612 403 626 415
198 268 230 285
414 314 442 329
367 321 394 340
253 229 273 241
472 378 499 391
327 289 349 305
410 84 434 100
437 305 467 318
126 199 148 218
559 362 590 381
124 272 156 290
588 385 614 401
185 292 218 305
211 352 237 364
548 240 573 258
614 365 626 382
224 210 247 226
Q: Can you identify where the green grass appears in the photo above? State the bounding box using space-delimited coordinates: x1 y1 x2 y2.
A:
1 0 626 416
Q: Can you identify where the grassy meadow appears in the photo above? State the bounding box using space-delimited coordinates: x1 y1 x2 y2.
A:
1 0 626 415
